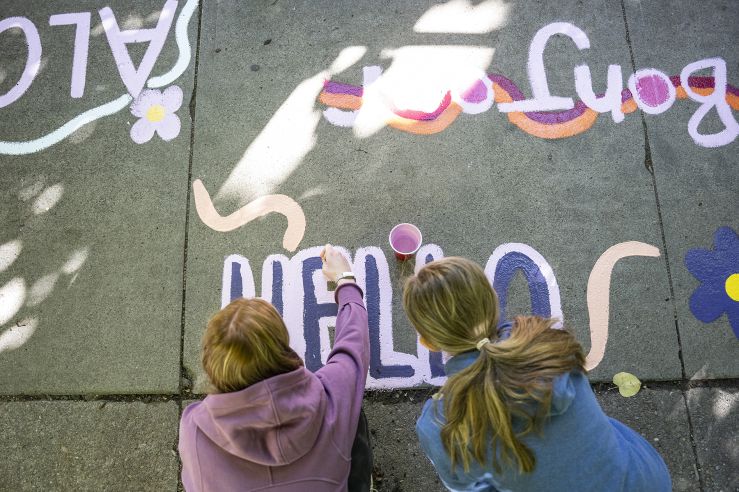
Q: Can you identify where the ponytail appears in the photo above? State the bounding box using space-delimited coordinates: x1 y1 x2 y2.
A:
402 258 585 474
440 316 585 473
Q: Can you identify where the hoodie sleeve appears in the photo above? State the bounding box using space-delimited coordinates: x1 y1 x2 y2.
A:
315 282 370 458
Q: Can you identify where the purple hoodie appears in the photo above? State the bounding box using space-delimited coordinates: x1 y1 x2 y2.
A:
179 284 369 491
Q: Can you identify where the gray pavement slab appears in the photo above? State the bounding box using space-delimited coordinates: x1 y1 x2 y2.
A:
686 386 739 491
184 0 680 391
0 400 179 491
364 393 445 492
595 385 700 492
623 0 739 379
364 384 701 492
0 0 197 393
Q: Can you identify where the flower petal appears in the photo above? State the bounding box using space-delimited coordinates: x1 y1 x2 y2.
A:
130 89 163 117
714 226 739 254
130 118 157 144
155 113 181 141
684 248 732 281
162 85 183 112
689 282 729 323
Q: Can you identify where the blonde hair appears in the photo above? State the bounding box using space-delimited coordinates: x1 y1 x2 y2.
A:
403 257 585 474
202 297 302 393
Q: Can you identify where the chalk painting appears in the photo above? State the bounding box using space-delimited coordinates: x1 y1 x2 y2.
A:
192 179 306 252
685 226 739 339
222 241 660 389
319 22 739 147
0 0 198 155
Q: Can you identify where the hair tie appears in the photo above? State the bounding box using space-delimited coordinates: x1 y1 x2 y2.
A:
476 337 491 351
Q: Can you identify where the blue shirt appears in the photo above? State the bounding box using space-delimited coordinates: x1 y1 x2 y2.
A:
415 324 671 492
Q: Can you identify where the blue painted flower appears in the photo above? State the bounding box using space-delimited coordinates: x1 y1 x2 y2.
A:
685 226 739 339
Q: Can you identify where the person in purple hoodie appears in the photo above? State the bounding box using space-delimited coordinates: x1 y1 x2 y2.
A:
179 245 372 491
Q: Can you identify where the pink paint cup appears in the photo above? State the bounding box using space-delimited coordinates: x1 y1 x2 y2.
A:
389 223 423 261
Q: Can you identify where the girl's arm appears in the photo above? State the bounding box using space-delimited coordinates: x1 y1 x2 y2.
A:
315 246 370 457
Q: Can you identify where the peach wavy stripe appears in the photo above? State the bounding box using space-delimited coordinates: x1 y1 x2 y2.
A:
318 92 362 110
192 179 306 252
585 241 660 371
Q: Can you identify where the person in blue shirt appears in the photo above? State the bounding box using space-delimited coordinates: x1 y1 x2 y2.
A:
402 257 671 492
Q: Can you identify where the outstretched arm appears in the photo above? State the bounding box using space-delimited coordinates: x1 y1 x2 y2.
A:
315 245 370 457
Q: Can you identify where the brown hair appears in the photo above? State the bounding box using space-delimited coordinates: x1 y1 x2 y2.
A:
202 297 302 393
403 258 585 474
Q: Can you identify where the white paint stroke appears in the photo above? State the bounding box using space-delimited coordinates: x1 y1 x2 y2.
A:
148 0 199 88
0 94 131 155
0 0 198 155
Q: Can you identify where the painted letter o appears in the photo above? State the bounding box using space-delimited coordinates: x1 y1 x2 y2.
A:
0 17 42 109
628 68 676 115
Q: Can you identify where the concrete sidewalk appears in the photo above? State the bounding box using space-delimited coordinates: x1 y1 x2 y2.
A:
0 0 736 490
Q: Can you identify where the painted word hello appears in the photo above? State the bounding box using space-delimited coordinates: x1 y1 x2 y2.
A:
223 241 660 390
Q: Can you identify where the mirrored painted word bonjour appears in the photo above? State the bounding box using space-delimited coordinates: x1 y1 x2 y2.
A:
319 22 739 148
223 241 660 389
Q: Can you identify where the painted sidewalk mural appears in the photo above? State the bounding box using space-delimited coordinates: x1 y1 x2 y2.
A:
2 1 737 390
0 0 197 154
319 22 739 148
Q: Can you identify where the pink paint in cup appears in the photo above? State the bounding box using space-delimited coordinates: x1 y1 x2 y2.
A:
389 223 423 261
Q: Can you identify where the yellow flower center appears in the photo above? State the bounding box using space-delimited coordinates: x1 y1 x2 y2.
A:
145 104 166 122
726 273 739 302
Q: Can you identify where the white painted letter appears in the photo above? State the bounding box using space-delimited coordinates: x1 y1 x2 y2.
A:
627 68 676 115
100 0 177 97
498 22 590 113
0 17 42 108
49 13 91 98
680 57 738 148
575 64 624 122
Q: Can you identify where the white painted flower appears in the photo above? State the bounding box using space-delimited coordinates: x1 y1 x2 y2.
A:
129 85 183 143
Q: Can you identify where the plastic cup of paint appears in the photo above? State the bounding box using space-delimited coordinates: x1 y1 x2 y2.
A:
389 223 423 261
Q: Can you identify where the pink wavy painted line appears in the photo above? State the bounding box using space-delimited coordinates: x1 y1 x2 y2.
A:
192 179 306 252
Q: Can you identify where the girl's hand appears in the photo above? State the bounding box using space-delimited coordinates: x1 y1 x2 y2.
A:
320 244 352 283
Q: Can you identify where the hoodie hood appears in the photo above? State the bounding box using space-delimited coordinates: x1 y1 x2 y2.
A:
191 367 327 466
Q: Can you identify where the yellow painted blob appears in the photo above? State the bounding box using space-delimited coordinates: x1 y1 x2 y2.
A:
613 372 641 397
725 273 739 302
145 104 166 122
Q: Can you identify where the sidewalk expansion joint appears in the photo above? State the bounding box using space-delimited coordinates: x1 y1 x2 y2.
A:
618 3 704 488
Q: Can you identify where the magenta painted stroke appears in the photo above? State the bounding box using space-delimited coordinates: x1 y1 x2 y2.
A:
461 79 487 103
0 17 42 109
635 74 670 107
323 80 363 97
129 85 182 143
487 74 525 100
621 88 633 103
49 12 91 99
393 91 452 121
668 74 739 96
100 0 177 98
